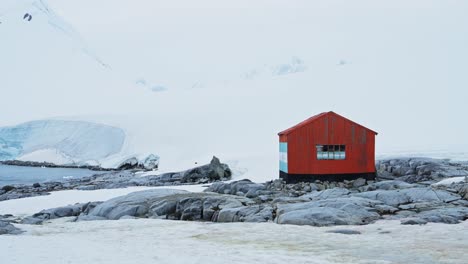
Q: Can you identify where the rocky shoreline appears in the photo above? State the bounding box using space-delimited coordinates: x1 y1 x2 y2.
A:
0 156 231 201
1 157 467 235
0 160 115 171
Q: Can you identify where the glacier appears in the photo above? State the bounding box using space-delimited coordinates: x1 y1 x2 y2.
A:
0 120 125 166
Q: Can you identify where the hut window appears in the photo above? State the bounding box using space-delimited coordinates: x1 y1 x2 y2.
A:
316 145 346 160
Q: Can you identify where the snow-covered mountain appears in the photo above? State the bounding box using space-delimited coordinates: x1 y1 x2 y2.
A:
1 0 468 181
0 0 150 124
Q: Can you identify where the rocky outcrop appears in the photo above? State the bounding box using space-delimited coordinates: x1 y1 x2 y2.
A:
353 188 461 207
0 160 112 171
117 154 160 170
9 158 468 230
275 197 381 226
376 158 468 183
0 156 232 201
0 220 23 235
22 189 270 224
21 202 103 224
20 177 468 228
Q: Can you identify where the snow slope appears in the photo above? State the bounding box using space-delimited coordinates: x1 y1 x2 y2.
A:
1 0 468 181
0 0 149 123
0 120 125 165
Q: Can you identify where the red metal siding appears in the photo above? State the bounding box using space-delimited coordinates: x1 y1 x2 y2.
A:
284 112 376 175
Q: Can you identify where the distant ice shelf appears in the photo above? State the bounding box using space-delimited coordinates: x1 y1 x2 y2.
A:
0 120 125 166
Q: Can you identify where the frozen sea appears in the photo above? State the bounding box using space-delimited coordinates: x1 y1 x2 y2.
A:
0 165 107 186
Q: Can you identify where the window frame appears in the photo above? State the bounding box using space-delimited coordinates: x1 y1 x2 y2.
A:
316 144 346 160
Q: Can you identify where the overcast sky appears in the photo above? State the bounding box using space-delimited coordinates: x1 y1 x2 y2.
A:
2 0 468 158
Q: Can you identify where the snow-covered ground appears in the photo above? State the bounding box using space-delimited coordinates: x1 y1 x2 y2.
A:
1 219 466 264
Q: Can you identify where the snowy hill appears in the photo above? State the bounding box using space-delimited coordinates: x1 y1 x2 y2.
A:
0 0 149 124
1 0 468 181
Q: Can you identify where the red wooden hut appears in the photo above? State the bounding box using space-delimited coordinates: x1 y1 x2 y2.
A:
278 111 377 183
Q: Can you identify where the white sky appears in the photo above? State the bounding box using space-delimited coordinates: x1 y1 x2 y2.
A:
48 0 468 151
1 0 467 174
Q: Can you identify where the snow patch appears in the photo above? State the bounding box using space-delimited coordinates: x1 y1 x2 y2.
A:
433 176 468 186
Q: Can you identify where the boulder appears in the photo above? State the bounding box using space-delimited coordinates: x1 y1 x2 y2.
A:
0 221 23 235
217 205 273 223
401 218 428 225
180 156 232 183
205 180 266 196
353 188 461 207
88 189 187 220
177 197 203 221
362 180 416 192
302 188 351 200
326 229 361 235
352 178 366 188
276 197 381 226
86 189 255 222
277 207 376 226
22 204 84 224
416 207 468 224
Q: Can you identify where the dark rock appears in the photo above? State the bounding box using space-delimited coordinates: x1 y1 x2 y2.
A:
89 189 187 220
117 157 139 170
276 197 382 226
401 218 428 225
326 229 361 235
217 205 273 223
416 207 468 224
179 156 232 183
205 180 265 196
353 188 461 207
32 183 41 188
352 178 366 188
379 231 391 234
376 158 468 183
277 207 376 226
361 180 416 192
0 220 23 235
85 189 255 222
1 185 15 192
302 188 351 200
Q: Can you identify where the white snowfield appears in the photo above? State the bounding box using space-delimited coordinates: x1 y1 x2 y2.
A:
0 219 466 264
